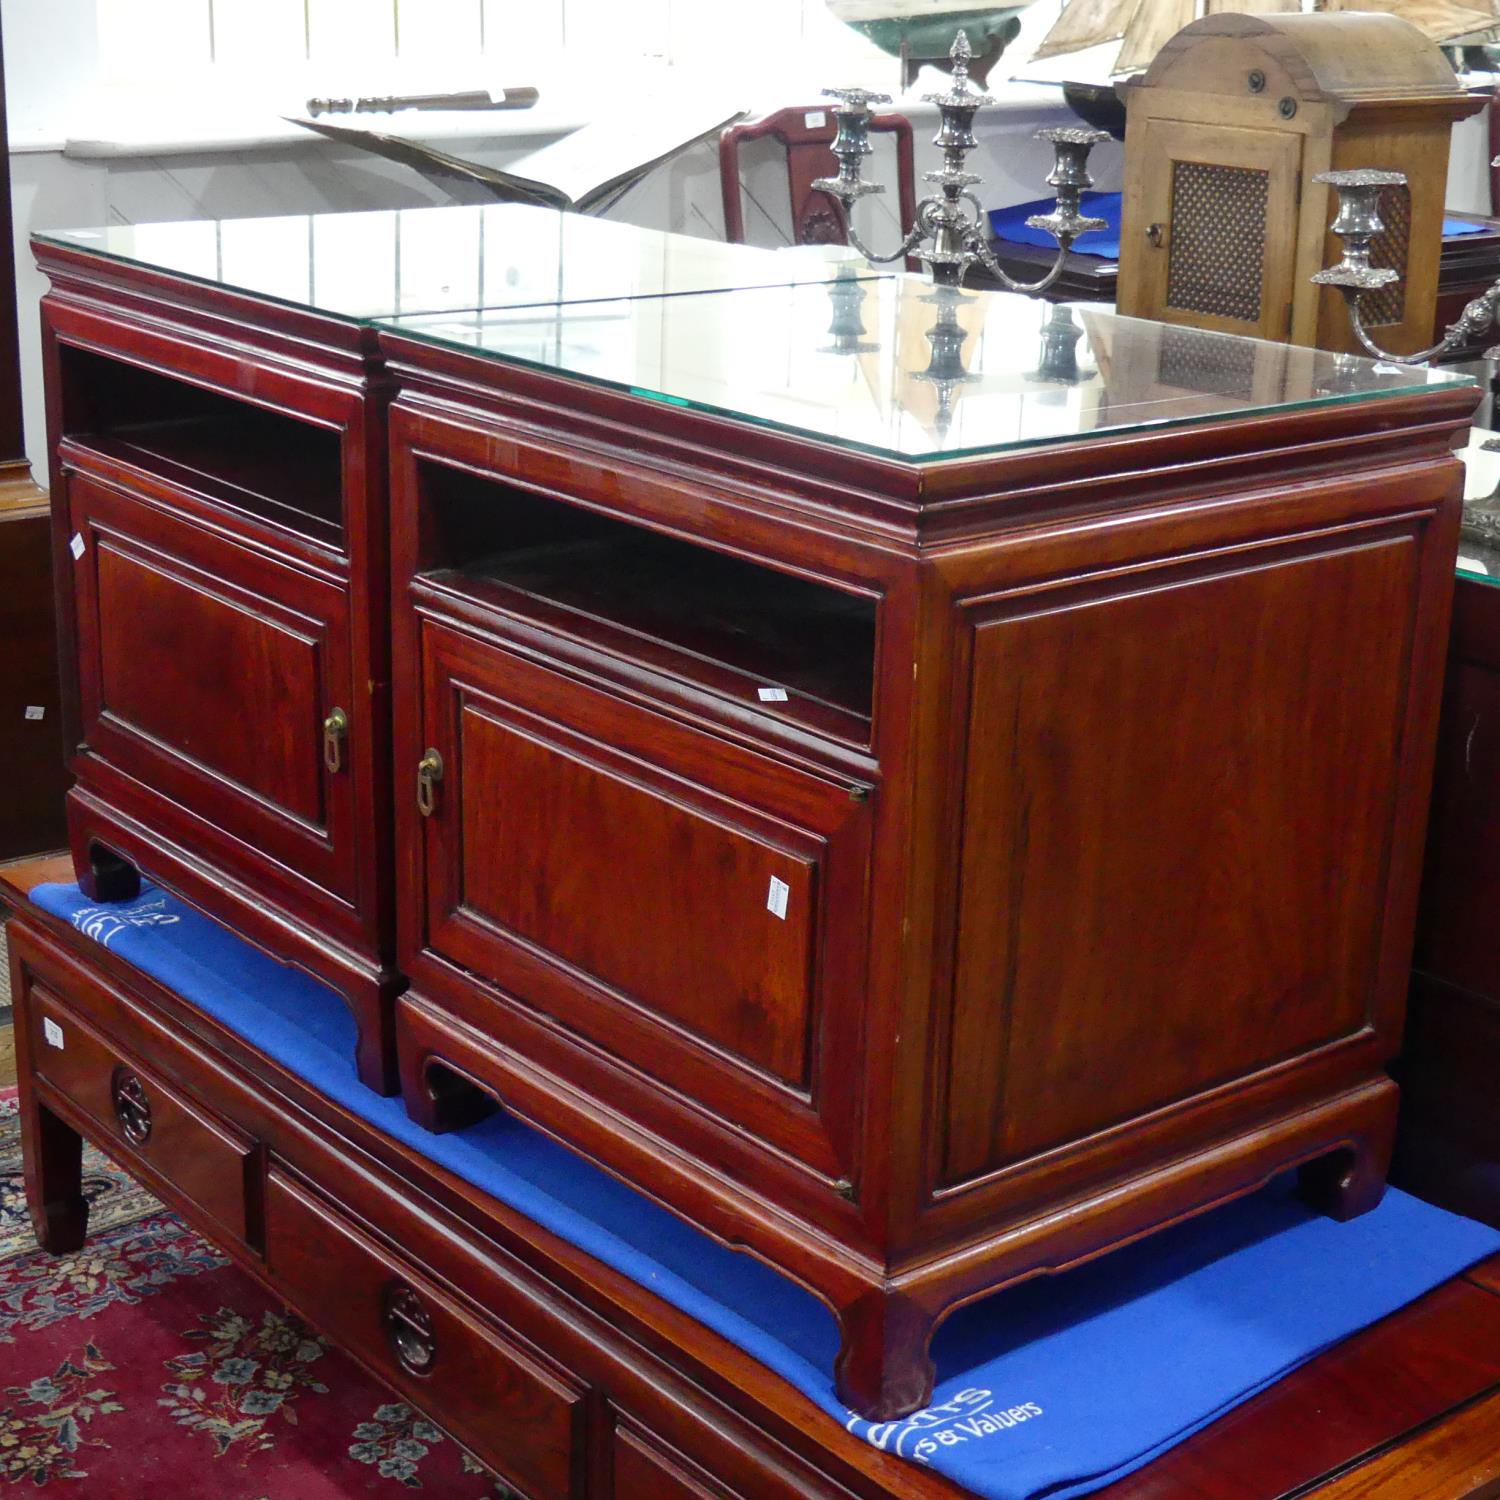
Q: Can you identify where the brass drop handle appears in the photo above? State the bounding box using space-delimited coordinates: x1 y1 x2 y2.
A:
382 1283 436 1376
416 748 444 817
1146 222 1165 248
323 708 349 774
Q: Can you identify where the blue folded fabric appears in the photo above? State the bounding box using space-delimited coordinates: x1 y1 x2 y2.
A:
988 192 1491 264
29 880 1500 1500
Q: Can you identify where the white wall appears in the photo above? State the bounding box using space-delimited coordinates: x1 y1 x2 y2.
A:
1 0 1114 477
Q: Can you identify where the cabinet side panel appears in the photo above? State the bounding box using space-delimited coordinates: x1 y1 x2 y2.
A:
942 532 1418 1183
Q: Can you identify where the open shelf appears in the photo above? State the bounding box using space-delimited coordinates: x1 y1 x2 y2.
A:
417 462 877 743
58 347 344 549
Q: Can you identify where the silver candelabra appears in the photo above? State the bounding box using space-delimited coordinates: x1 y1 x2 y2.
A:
812 31 1110 291
1312 163 1500 548
1313 164 1500 364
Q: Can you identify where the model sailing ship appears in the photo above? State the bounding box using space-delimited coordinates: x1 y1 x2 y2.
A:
830 0 1500 88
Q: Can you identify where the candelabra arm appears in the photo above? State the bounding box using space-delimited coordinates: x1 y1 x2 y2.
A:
963 221 1073 295
1343 284 1500 366
1311 165 1500 365
843 204 934 266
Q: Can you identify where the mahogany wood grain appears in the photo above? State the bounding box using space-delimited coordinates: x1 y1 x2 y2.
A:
9 896 1500 1500
29 981 255 1245
612 1426 728 1499
1397 572 1500 1229
380 322 1470 1417
265 1165 586 1500
33 240 401 1093
943 533 1417 1180
1466 1256 1500 1298
1308 1392 1500 1500
1414 575 1500 1002
0 504 67 858
30 227 1480 1420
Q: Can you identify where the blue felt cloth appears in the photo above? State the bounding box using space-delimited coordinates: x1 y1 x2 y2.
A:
30 880 1500 1499
989 191 1491 263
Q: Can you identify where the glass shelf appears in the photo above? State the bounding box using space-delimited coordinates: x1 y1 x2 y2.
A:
36 204 880 323
383 280 1475 465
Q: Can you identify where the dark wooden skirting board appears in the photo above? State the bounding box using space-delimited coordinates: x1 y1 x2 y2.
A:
5 857 1500 1499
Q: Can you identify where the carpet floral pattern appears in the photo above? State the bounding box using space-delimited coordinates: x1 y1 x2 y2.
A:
0 1089 511 1495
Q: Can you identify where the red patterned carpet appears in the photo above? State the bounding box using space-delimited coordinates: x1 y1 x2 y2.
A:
0 1088 510 1496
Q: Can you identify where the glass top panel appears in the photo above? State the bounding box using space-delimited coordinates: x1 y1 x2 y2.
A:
36 205 878 322
383 279 1474 464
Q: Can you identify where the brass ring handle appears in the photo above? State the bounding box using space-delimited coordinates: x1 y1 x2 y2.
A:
110 1066 153 1146
323 708 349 775
416 749 444 817
382 1283 436 1375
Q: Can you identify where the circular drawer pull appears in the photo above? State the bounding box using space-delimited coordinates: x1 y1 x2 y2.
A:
382 1283 436 1376
110 1067 153 1146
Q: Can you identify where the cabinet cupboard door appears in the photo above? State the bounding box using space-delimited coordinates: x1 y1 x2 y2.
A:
1124 120 1302 341
413 616 871 1181
67 469 358 904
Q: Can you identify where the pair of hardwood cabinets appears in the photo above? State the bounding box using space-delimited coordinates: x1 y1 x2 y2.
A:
34 217 1476 1418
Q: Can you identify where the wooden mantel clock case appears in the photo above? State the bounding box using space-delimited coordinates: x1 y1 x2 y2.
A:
33 214 1475 1422
1116 12 1483 356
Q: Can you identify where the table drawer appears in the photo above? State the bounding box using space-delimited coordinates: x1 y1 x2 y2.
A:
264 1165 584 1500
28 983 254 1243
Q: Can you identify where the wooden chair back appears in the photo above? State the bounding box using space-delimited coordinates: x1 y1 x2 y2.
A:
719 106 917 247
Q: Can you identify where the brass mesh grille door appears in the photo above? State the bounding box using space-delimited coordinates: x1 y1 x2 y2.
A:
1121 121 1303 341
1365 183 1412 328
1166 163 1270 322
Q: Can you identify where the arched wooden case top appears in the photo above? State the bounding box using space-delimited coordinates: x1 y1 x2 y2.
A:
1117 12 1484 356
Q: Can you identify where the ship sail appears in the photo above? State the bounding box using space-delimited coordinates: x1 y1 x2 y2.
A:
1032 0 1500 73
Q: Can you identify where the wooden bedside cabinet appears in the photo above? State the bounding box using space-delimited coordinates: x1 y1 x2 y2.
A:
34 232 401 1091
31 207 878 1096
377 285 1475 1419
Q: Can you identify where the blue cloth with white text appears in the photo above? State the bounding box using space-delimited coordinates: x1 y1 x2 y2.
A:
30 880 1500 1500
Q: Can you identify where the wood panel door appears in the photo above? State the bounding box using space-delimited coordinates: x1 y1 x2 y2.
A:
411 613 872 1185
1125 119 1303 341
65 468 358 905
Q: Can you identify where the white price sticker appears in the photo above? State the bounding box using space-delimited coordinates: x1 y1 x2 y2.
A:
43 1017 65 1050
24 706 44 721
804 110 827 129
766 876 790 920
69 532 85 561
757 687 789 702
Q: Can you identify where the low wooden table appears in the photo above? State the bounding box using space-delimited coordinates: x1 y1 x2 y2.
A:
3 853 1500 1500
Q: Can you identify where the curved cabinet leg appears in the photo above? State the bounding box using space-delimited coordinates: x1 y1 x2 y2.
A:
77 842 141 904
349 971 404 1097
398 1042 500 1135
23 1099 90 1254
1299 1098 1397 1223
834 1287 938 1421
